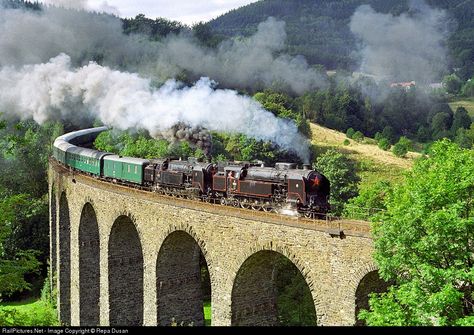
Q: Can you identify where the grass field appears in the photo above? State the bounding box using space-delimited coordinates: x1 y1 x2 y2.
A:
310 123 417 189
449 98 474 117
203 301 211 326
0 297 59 326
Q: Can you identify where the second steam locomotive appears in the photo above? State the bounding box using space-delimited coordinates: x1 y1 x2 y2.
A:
53 127 331 218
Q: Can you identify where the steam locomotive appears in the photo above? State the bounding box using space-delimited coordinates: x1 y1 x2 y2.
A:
53 127 331 218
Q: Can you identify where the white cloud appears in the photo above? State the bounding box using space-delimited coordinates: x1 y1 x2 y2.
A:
39 0 259 24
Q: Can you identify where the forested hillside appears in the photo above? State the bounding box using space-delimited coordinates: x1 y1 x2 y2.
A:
209 0 474 79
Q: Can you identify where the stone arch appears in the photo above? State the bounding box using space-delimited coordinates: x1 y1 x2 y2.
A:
354 270 390 326
108 215 144 326
156 229 211 326
58 191 71 325
79 202 100 326
231 248 318 326
49 184 57 293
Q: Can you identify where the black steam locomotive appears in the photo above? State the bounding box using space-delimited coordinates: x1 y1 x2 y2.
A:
143 158 330 217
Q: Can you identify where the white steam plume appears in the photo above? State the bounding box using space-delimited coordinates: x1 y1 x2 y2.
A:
0 6 149 69
350 0 450 84
153 17 328 94
0 54 310 161
0 6 326 94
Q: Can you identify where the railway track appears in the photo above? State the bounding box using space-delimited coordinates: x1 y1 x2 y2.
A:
52 158 372 238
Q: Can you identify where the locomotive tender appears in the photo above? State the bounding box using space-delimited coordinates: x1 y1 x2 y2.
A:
53 127 330 217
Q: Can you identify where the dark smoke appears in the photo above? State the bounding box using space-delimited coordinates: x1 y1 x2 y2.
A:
155 123 212 156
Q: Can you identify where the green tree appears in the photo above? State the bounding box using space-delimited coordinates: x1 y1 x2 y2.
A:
390 136 412 157
416 125 431 143
313 149 360 215
274 257 317 326
254 91 311 138
378 138 391 151
454 128 473 149
343 181 391 220
451 107 472 133
442 74 463 95
0 191 41 298
360 140 474 326
461 79 474 97
431 112 452 140
352 131 364 142
374 132 383 142
346 128 355 139
381 126 396 144
0 121 63 197
392 142 408 157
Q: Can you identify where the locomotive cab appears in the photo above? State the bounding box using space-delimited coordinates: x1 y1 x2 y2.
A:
144 158 169 185
192 162 216 193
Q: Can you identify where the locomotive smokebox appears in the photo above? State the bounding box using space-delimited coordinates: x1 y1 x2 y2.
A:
303 164 311 170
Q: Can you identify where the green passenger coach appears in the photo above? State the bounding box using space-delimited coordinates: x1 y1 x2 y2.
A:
66 147 111 175
103 155 150 184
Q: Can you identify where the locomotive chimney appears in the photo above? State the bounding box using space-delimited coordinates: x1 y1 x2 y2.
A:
303 164 311 170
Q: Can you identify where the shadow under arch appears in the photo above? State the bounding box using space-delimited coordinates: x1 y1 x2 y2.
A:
108 215 144 326
79 202 100 326
58 191 71 325
355 270 390 326
231 250 317 326
156 230 211 326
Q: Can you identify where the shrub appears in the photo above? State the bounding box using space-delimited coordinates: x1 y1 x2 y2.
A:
352 131 364 142
343 139 350 146
346 128 355 139
392 142 408 157
378 138 391 151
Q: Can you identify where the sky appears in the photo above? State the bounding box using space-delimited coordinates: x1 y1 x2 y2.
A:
39 0 260 25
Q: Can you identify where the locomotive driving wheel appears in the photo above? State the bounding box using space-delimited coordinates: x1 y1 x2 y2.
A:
240 199 251 209
262 201 273 212
251 200 262 211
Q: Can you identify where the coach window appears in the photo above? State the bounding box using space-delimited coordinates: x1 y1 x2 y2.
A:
135 166 138 174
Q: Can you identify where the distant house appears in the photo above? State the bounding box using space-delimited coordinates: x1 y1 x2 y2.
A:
429 82 443 90
390 81 416 90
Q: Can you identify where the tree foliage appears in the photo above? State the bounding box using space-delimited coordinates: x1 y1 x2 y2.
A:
0 119 61 299
122 14 186 40
344 181 391 220
361 140 474 325
313 149 360 215
392 136 411 157
0 191 42 298
254 91 311 138
274 257 317 326
443 74 463 95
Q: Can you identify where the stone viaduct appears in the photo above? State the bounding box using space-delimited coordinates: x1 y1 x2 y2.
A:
49 159 386 326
